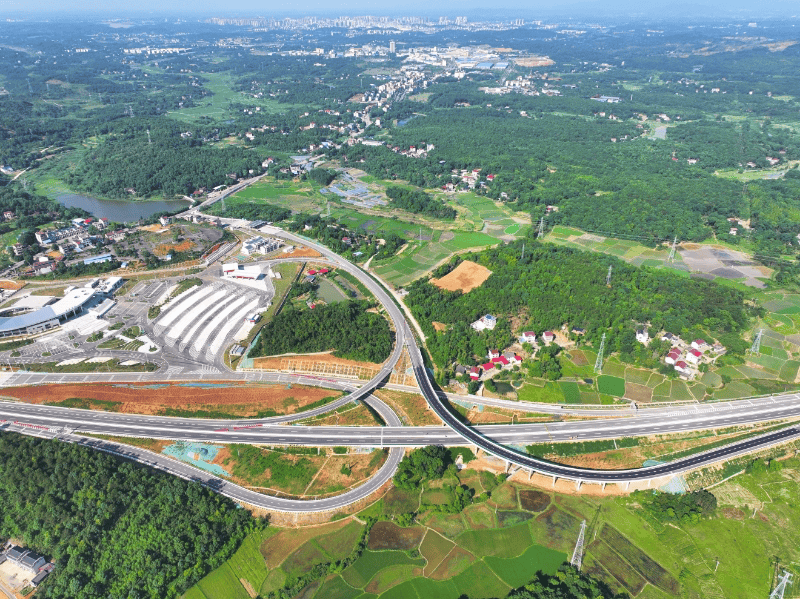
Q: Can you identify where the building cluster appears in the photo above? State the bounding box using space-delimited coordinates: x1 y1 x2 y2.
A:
456 349 523 382
1 544 53 588
206 15 534 34
240 236 283 256
658 332 726 379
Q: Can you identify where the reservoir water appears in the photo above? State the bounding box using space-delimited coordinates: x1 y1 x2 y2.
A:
57 193 191 223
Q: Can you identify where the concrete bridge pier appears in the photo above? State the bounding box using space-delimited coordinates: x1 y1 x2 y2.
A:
552 476 557 487
575 480 582 491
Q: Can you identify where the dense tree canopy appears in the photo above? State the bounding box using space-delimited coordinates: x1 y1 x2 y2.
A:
249 300 394 363
385 185 457 220
0 433 259 599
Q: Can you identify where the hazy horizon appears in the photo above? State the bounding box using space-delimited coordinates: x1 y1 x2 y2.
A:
2 0 799 20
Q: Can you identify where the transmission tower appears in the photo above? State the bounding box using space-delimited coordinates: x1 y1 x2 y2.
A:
770 571 793 599
570 520 587 570
147 129 152 145
537 217 545 239
606 265 613 286
520 242 525 261
668 236 678 262
221 196 226 212
748 329 764 355
594 333 606 373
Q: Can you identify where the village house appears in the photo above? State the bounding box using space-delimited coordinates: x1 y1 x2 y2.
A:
674 360 691 375
542 331 555 344
635 328 649 344
686 348 703 364
691 339 709 351
665 348 681 365
519 331 537 344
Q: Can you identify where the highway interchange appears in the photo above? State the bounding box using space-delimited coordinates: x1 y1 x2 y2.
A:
2 221 800 511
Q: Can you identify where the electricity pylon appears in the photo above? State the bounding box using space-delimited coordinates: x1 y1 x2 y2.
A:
606 265 613 286
770 570 793 599
571 520 587 570
594 333 606 373
748 329 764 356
668 236 678 262
537 217 545 239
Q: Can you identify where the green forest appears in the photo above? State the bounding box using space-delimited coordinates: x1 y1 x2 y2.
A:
407 237 749 367
385 185 457 219
66 134 262 198
0 433 260 599
249 300 394 363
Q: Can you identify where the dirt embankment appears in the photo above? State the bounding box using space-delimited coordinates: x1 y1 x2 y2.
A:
4 382 339 417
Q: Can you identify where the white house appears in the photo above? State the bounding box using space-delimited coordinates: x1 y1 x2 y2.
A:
665 348 681 365
542 331 555 343
471 314 497 331
519 331 537 344
635 328 649 344
691 339 709 351
674 360 691 374
686 348 703 364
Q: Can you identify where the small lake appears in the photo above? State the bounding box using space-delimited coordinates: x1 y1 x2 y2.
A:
57 193 191 223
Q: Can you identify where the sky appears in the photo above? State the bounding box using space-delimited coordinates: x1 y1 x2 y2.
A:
2 0 797 18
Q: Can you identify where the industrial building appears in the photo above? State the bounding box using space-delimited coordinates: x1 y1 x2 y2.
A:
0 277 124 338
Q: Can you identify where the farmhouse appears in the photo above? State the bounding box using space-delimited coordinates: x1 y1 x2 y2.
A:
542 331 555 343
519 331 537 344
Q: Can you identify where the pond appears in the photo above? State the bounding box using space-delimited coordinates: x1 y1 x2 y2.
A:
57 193 190 223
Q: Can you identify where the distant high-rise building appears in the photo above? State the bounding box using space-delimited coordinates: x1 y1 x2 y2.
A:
455 16 468 26
389 40 396 54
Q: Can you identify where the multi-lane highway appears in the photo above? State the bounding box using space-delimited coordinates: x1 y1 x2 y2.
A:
3 223 800 510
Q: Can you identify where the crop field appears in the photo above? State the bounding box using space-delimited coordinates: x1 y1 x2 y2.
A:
373 231 499 287
185 474 578 599
167 72 298 122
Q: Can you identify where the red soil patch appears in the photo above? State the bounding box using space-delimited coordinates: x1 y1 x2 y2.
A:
276 247 322 259
432 321 448 332
432 260 492 293
0 280 25 290
155 240 195 256
5 382 339 416
252 351 384 370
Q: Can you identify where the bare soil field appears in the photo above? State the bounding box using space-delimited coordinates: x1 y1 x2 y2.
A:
432 260 492 293
5 382 338 416
252 351 384 372
275 247 322 259
154 240 195 256
0 280 25 290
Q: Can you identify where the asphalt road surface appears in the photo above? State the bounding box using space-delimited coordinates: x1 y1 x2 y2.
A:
4 223 800 510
